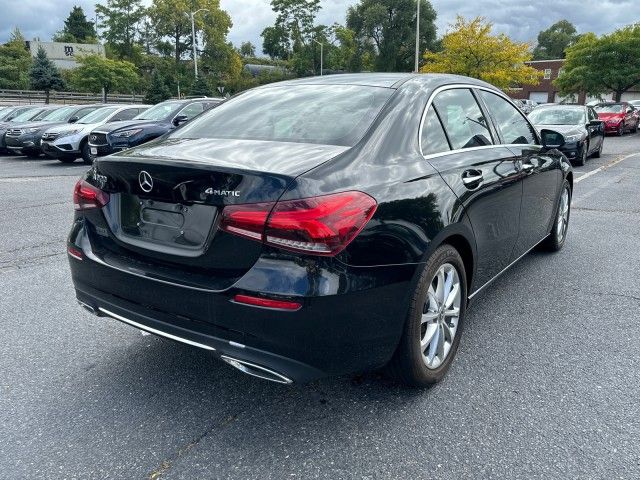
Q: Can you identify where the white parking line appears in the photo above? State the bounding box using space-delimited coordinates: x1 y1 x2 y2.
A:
575 152 639 184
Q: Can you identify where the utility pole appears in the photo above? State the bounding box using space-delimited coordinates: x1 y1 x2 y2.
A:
313 39 323 76
414 0 420 73
187 9 209 78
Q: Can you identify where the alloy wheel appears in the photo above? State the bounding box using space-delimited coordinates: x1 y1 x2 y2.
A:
421 263 461 369
556 187 570 242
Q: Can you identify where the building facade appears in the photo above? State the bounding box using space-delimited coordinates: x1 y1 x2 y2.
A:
510 59 640 104
25 41 105 70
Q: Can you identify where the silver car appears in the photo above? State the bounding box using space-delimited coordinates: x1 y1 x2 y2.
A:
41 104 150 164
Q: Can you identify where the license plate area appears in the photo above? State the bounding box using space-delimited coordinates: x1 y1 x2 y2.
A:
90 147 97 155
109 193 218 256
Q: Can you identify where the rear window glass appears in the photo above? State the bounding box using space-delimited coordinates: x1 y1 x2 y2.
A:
172 85 394 146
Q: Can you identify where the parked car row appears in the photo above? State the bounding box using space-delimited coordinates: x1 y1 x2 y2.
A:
522 100 639 166
0 97 224 164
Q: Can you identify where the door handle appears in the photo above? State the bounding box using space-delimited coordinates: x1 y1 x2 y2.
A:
461 169 483 187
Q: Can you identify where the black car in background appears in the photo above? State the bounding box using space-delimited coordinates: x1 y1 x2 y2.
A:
0 105 60 153
88 98 223 157
4 104 103 157
69 74 573 387
528 104 604 166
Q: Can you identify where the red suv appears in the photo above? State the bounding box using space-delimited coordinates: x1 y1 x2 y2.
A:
594 102 639 135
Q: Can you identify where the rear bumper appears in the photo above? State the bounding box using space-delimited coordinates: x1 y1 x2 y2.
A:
68 226 417 383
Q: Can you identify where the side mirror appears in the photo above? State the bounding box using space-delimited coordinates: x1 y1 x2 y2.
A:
173 115 188 127
68 116 79 123
540 129 565 149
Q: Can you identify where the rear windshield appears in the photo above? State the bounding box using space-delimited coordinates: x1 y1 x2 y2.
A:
528 107 585 125
172 85 394 146
594 104 623 113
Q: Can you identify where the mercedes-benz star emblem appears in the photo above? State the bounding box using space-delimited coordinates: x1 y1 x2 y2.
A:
139 170 153 193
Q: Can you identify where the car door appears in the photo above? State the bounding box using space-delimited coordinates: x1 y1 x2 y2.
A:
476 89 562 257
587 106 604 152
421 87 524 289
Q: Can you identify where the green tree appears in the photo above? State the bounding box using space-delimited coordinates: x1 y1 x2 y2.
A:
29 46 66 103
347 0 437 72
144 70 172 103
149 0 232 65
239 41 256 57
260 0 321 65
261 25 290 59
70 54 140 101
532 20 578 60
420 16 541 90
189 75 211 96
53 6 97 43
96 0 145 59
556 25 640 101
0 28 32 89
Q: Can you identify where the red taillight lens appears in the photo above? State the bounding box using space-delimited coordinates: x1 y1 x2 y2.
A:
219 191 377 256
73 179 110 210
233 294 301 310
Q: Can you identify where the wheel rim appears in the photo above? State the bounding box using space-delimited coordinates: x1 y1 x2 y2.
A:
421 263 461 370
556 187 570 242
582 147 587 163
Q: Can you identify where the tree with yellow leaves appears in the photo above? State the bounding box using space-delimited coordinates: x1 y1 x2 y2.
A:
420 16 541 90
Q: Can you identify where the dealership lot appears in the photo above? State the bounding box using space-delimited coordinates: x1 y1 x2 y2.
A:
1 135 639 478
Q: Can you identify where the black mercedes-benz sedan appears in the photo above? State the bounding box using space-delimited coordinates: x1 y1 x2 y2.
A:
528 104 605 166
87 98 222 158
69 74 572 386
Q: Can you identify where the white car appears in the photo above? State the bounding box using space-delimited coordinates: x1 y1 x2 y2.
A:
41 104 150 164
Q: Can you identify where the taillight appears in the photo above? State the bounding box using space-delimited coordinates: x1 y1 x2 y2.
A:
73 179 109 210
219 191 377 256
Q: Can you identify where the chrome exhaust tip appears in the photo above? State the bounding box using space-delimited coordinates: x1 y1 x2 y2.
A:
220 355 293 384
77 300 98 315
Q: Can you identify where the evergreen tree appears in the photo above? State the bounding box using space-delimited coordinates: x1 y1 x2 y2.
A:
145 70 172 103
53 6 97 43
29 46 66 103
189 75 211 97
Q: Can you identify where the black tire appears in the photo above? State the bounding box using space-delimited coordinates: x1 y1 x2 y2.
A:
633 121 639 134
593 139 602 158
387 244 467 387
57 156 76 164
539 180 571 252
81 140 94 165
574 144 587 166
23 149 40 158
617 124 624 136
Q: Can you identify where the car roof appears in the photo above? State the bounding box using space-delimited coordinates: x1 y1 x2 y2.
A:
262 73 500 91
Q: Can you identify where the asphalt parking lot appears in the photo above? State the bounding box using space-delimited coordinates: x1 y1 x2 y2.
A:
1 135 639 479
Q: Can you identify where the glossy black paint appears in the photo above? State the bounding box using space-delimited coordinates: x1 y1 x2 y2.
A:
69 73 572 382
88 98 222 157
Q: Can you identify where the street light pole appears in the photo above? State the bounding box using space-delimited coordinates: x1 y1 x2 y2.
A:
414 0 420 73
187 8 210 79
312 39 323 76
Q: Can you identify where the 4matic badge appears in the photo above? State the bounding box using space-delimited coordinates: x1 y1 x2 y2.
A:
204 188 240 197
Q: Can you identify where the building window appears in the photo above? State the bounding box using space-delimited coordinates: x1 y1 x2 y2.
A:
543 69 552 80
557 68 564 78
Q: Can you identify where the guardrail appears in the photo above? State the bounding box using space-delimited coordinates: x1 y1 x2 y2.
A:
0 89 143 105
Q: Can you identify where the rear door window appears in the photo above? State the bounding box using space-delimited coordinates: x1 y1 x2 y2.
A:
421 106 450 155
478 90 538 144
432 89 493 150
